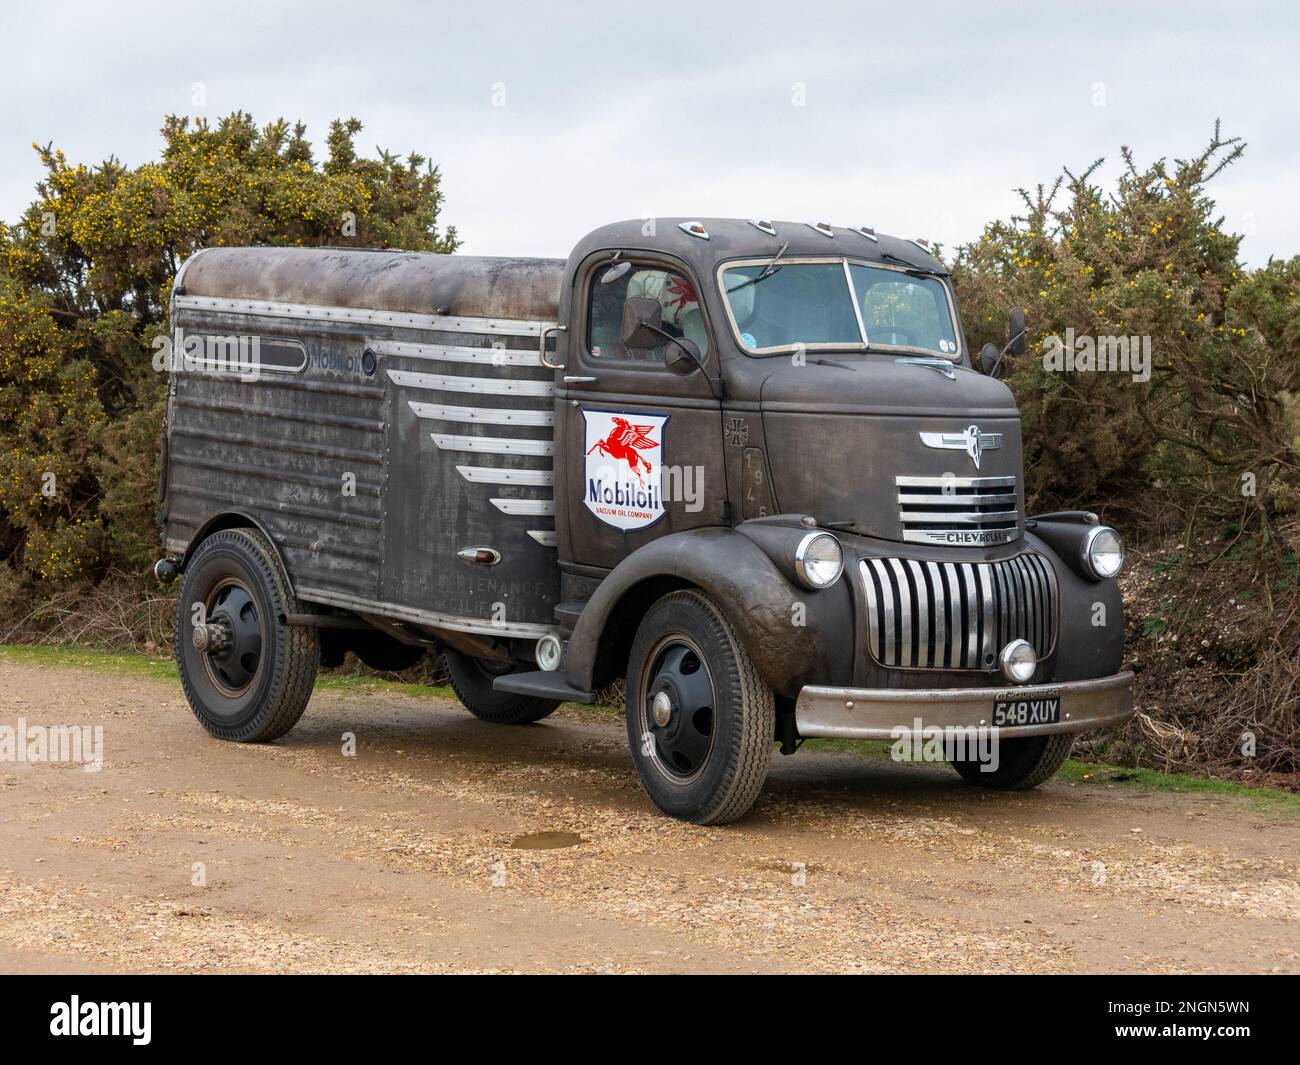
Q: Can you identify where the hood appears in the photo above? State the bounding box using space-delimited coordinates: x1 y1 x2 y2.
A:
759 359 1025 545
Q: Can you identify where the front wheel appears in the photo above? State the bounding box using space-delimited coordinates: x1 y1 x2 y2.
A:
444 651 560 724
950 733 1073 790
626 590 774 825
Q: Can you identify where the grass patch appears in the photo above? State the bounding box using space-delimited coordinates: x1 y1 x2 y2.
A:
805 731 1300 818
0 643 456 701
0 643 177 680
4 642 1297 817
1056 758 1300 818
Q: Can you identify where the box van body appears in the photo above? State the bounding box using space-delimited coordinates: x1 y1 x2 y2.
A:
159 219 1133 823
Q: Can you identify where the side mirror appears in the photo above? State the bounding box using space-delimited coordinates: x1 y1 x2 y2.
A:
665 338 701 376
980 342 1003 378
600 261 631 285
621 296 663 350
1007 307 1027 357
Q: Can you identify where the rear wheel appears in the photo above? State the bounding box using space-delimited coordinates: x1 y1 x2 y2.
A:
950 733 1073 790
626 590 774 825
176 528 318 742
444 651 560 724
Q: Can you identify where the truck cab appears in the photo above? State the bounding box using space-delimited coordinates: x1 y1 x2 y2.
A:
158 218 1133 824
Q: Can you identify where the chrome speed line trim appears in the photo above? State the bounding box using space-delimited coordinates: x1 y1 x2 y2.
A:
490 499 555 516
387 368 554 397
368 339 542 366
173 295 553 338
528 530 558 547
431 434 553 456
408 401 554 427
456 465 554 486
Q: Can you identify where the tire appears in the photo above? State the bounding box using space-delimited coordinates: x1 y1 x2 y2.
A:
444 651 560 724
950 733 1074 790
175 528 318 742
625 590 774 825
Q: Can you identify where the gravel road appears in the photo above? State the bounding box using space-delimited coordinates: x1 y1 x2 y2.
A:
1 656 1297 974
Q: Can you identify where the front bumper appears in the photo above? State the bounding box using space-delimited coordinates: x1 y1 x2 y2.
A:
794 671 1134 741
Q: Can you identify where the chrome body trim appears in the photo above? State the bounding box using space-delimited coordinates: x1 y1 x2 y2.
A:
294 587 558 639
408 401 553 427
456 465 553 486
794 672 1135 740
859 553 1058 670
387 368 554 397
431 434 553 456
490 498 555 516
895 475 1016 488
369 339 541 366
895 474 1021 547
173 295 551 337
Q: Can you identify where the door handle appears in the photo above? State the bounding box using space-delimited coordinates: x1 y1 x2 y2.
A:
539 325 567 369
564 375 597 384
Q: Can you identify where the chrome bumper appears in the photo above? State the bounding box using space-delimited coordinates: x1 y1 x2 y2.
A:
794 671 1134 741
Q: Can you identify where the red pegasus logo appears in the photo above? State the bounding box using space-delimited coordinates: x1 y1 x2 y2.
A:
586 416 658 486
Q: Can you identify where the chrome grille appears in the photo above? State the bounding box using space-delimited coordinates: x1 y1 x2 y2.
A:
896 475 1020 546
860 554 1057 670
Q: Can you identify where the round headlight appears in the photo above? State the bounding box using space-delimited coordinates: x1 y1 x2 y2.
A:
794 532 843 590
999 639 1038 684
1081 525 1124 580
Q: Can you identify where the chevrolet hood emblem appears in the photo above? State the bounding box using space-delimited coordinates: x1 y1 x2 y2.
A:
919 424 1003 469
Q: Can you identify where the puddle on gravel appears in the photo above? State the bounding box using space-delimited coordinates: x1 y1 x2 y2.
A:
510 831 587 850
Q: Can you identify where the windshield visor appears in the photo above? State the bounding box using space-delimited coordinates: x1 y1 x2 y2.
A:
720 257 960 358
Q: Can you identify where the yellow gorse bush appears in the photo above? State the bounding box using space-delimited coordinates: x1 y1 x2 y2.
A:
0 113 459 590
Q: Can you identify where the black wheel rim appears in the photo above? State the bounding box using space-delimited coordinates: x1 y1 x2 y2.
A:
200 576 264 697
639 635 716 784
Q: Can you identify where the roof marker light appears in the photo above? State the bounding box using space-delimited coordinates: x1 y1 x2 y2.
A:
678 221 710 240
854 226 879 242
748 219 777 236
807 221 835 238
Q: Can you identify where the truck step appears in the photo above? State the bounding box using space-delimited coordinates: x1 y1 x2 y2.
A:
493 671 596 704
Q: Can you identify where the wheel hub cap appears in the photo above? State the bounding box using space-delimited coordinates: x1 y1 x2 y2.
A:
642 640 716 783
199 580 263 696
651 690 674 727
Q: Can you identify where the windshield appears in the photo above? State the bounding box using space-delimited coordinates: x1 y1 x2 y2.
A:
720 258 960 358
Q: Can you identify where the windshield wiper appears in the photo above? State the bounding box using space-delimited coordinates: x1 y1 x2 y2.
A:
877 251 939 278
725 241 790 294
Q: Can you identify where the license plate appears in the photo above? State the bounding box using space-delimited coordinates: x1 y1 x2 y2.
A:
992 692 1061 727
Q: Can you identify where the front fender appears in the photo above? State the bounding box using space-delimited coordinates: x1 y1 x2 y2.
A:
565 527 855 698
1024 530 1125 680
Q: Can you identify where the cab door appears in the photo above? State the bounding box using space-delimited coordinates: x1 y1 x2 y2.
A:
555 251 726 573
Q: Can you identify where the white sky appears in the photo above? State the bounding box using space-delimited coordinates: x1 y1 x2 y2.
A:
3 0 1296 265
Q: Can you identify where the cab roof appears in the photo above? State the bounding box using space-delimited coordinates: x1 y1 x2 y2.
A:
565 217 948 277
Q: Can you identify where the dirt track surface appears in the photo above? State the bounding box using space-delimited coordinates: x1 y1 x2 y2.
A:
1 657 1297 974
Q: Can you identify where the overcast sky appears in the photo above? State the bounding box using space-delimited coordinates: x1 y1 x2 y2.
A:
3 1 1296 265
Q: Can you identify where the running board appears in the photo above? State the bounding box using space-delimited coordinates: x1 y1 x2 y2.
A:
492 671 596 704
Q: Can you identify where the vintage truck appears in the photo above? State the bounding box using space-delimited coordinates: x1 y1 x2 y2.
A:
156 218 1133 824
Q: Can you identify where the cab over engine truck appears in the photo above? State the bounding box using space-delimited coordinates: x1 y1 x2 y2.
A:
156 218 1134 824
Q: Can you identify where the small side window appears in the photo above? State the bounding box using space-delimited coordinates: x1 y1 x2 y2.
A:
588 263 709 366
